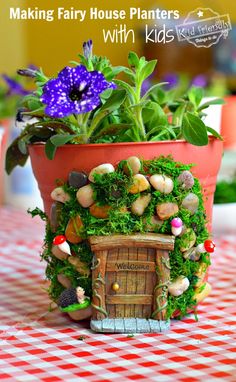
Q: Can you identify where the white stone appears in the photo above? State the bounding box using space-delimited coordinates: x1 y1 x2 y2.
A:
124 156 141 175
131 194 151 216
76 184 94 207
168 276 190 297
149 174 174 194
50 187 70 203
88 163 115 182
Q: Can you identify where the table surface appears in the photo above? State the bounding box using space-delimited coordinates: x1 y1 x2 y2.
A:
0 207 236 382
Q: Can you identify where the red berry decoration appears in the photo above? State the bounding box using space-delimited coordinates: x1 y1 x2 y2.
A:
204 239 215 253
53 235 66 245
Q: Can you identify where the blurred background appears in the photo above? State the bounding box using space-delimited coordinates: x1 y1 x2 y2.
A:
0 0 236 233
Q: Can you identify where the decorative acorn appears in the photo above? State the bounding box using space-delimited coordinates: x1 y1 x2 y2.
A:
171 217 183 236
53 235 71 256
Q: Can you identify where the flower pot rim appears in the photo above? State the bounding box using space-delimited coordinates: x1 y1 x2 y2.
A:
28 136 219 149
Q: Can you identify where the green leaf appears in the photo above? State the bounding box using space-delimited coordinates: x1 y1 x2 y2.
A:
99 89 126 113
18 138 28 155
182 112 208 146
5 138 29 174
139 60 157 82
198 98 225 111
45 139 57 160
188 86 204 109
50 134 77 147
100 88 113 100
92 123 131 140
172 104 186 126
143 102 168 128
128 52 140 69
142 82 168 100
114 79 136 102
206 126 223 140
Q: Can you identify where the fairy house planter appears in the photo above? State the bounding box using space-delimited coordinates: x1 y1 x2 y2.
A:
5 42 220 332
89 233 174 333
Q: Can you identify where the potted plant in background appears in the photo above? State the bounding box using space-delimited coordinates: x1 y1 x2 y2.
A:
0 73 31 204
4 40 224 332
6 40 223 226
213 176 236 233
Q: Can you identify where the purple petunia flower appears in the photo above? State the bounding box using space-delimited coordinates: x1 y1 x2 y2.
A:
2 74 30 96
162 73 179 90
41 65 116 118
191 74 208 88
83 40 93 60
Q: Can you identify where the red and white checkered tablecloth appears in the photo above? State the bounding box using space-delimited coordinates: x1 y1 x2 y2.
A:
0 206 236 382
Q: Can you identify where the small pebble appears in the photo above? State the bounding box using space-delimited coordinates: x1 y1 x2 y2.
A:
76 184 94 208
149 174 174 194
156 202 179 220
129 174 150 194
143 215 163 231
65 215 83 244
195 262 208 288
168 276 190 297
51 187 70 203
177 170 194 189
89 163 115 182
52 245 69 261
68 171 88 189
180 228 196 252
181 193 199 215
68 257 91 277
194 282 212 304
89 204 111 219
50 202 63 232
131 194 151 216
182 247 201 261
123 156 141 175
57 274 72 289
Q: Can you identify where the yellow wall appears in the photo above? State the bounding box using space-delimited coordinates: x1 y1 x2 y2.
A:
0 0 26 73
0 0 235 75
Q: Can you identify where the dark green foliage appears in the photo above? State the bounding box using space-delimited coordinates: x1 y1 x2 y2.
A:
214 178 236 204
31 156 210 319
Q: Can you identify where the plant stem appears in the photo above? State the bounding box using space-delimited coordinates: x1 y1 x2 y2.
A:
134 82 146 141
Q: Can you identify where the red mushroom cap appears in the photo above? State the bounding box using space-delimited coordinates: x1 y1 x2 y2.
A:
53 235 66 245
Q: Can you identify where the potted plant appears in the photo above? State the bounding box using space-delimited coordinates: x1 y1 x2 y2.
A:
213 177 236 233
6 40 223 226
5 41 224 332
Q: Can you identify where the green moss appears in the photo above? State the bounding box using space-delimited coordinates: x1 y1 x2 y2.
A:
30 155 211 320
60 298 91 312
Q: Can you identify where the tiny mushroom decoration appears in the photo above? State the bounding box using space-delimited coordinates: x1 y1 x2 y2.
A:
171 217 183 236
53 235 71 256
196 239 216 254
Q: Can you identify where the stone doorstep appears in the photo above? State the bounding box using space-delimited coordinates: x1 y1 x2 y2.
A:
90 318 170 333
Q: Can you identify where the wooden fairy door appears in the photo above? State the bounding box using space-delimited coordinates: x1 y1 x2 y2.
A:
105 247 157 319
89 233 175 329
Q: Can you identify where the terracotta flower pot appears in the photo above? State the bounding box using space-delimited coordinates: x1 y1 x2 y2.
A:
221 95 236 150
28 137 223 229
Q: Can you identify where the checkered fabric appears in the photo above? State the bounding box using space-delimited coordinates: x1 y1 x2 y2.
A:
0 206 236 382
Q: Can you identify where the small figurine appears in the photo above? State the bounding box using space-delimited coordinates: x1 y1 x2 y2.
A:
58 286 92 321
